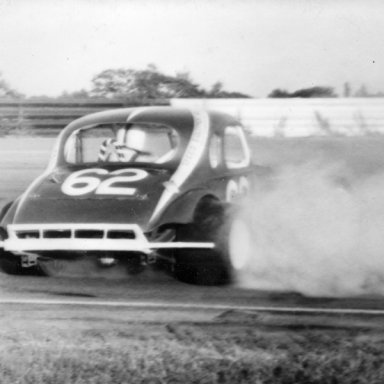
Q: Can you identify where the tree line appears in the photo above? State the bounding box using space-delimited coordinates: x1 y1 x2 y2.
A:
0 65 250 101
269 83 384 98
1 66 383 100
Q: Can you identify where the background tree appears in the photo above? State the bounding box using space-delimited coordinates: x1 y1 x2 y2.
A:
355 85 368 97
90 65 250 99
207 81 250 98
0 73 24 99
57 89 91 99
343 82 351 97
292 86 337 98
353 84 384 97
268 89 291 98
268 86 337 98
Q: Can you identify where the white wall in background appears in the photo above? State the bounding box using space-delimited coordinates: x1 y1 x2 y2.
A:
171 98 384 137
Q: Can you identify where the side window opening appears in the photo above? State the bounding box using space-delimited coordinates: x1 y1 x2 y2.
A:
224 125 251 169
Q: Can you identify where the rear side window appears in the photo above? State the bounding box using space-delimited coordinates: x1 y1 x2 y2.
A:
224 126 251 169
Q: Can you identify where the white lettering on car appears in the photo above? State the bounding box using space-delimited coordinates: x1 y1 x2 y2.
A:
61 168 148 196
226 179 239 202
226 177 250 202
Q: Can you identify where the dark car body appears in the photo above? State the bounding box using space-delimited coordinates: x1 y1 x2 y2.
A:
0 107 253 282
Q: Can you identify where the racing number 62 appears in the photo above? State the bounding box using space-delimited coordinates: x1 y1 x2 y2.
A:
61 168 148 196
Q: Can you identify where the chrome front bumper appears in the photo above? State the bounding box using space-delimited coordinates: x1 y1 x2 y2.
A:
0 223 214 254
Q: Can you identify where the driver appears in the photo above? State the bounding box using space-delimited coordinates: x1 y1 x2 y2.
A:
98 125 148 163
122 127 147 161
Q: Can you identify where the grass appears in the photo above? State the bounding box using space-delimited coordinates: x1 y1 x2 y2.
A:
1 307 384 384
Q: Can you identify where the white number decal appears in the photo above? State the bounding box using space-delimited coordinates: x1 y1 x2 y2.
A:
61 168 148 196
226 180 239 202
62 168 108 196
226 177 250 202
95 169 148 195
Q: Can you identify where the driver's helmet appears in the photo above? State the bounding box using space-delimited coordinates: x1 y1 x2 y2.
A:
111 126 147 162
125 127 146 151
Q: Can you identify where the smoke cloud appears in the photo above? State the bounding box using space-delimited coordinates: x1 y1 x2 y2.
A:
232 161 384 297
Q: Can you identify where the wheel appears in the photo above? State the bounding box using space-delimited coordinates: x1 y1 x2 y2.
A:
0 252 23 275
124 253 146 275
173 248 230 285
0 223 25 275
0 201 13 222
172 199 234 286
172 197 253 286
227 217 253 273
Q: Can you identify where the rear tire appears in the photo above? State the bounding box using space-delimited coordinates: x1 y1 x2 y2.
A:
173 200 232 286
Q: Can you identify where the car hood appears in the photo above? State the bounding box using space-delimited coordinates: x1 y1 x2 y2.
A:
12 166 173 231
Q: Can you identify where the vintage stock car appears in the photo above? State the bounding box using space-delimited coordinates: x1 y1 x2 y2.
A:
0 107 254 285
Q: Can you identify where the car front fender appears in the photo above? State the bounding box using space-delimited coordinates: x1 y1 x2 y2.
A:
148 189 220 231
0 197 20 226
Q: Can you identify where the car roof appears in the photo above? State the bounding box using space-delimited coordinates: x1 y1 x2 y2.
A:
62 106 240 135
64 106 193 134
51 106 242 167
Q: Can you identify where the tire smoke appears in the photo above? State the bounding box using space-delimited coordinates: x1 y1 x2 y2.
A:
233 161 384 297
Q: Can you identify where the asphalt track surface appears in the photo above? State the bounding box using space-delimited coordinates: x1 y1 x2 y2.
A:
2 136 384 320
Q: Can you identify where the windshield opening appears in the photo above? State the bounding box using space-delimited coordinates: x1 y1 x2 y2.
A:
64 122 180 165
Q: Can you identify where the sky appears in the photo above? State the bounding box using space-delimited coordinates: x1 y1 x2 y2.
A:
0 0 383 97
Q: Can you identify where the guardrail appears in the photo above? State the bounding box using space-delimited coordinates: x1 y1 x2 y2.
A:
0 99 169 135
171 98 384 136
2 98 384 137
